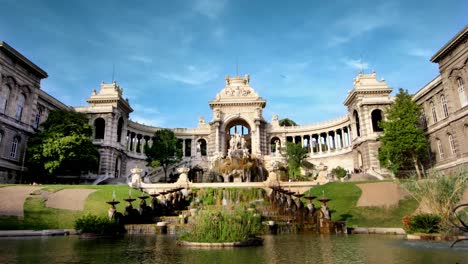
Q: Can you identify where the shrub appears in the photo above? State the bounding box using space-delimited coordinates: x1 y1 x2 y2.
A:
74 214 121 235
331 166 347 179
179 206 263 243
400 168 467 233
403 213 441 234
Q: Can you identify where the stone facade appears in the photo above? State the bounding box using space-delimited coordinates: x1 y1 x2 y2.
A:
0 42 69 183
414 26 468 171
0 26 466 183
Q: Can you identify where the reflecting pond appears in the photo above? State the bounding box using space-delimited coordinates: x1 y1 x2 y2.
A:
0 234 467 264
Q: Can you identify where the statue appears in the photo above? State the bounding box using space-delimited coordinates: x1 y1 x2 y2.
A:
275 140 280 155
131 166 142 187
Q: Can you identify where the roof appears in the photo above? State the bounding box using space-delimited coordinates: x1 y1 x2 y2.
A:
431 26 468 63
0 41 48 79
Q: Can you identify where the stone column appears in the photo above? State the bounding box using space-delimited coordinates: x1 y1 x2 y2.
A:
318 134 323 153
334 130 339 150
182 139 186 157
255 120 261 155
348 125 353 145
215 123 220 154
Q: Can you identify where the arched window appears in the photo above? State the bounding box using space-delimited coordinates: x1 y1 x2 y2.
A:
353 110 361 137
94 118 105 139
448 134 456 155
430 101 438 123
10 136 20 158
0 131 3 147
436 139 444 159
440 95 449 118
15 93 26 120
116 117 123 143
458 78 467 107
34 106 43 128
0 86 11 114
420 110 427 128
371 109 383 132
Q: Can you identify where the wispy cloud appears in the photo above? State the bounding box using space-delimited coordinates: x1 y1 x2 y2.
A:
192 0 228 19
342 58 369 71
128 55 153 64
130 115 165 127
158 65 218 85
328 3 399 46
408 48 432 58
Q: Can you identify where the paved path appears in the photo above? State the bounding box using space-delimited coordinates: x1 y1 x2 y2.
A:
356 182 408 207
0 186 41 217
45 189 96 211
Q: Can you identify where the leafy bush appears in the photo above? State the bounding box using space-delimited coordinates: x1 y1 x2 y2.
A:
331 166 347 179
400 168 467 233
74 214 121 235
403 213 441 234
179 206 263 243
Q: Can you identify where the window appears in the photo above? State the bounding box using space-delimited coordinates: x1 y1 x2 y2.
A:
0 131 3 146
441 95 449 118
448 134 456 155
430 101 438 123
10 136 20 158
436 139 444 159
0 86 11 114
15 93 26 120
420 111 427 128
458 78 467 107
116 117 123 143
34 107 43 128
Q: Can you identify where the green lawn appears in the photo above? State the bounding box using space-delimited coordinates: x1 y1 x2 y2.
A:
0 184 144 230
305 181 418 227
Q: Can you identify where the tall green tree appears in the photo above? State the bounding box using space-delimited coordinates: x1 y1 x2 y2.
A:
378 88 429 179
279 118 297 126
283 142 309 180
144 129 182 182
26 110 99 181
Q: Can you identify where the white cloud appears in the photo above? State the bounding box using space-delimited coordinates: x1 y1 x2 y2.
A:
342 58 369 71
130 115 165 127
328 3 399 46
158 65 218 85
193 0 227 19
408 48 432 58
128 55 153 64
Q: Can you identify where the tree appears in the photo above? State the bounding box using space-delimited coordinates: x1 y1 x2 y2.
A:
283 142 308 180
378 88 429 179
279 118 297 126
26 110 99 181
144 129 182 182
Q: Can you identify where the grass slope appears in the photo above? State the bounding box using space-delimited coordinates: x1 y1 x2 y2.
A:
0 184 143 230
305 182 418 227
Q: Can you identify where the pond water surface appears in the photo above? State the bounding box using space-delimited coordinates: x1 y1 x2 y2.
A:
0 234 466 264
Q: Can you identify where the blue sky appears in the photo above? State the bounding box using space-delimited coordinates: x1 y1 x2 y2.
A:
0 0 466 128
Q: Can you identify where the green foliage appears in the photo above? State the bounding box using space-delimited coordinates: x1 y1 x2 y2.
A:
278 118 297 126
74 213 120 234
144 129 182 182
378 89 429 178
26 110 99 180
331 166 347 179
283 142 308 180
403 213 441 234
400 168 467 233
179 206 263 243
194 188 266 206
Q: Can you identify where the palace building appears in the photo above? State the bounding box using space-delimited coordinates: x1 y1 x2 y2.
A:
0 26 466 183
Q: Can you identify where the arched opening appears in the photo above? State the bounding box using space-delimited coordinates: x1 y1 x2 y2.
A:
371 109 383 132
94 118 105 139
225 119 251 157
270 137 281 154
197 138 207 156
114 156 121 178
353 110 361 137
116 117 123 143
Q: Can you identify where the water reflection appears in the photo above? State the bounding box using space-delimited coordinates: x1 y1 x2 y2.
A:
0 234 466 264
